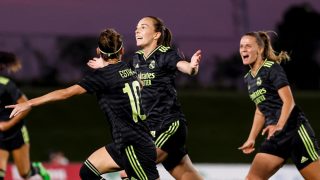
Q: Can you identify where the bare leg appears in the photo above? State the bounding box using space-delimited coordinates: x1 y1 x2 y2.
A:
299 159 320 180
246 153 284 180
12 144 31 177
0 149 9 178
168 155 203 180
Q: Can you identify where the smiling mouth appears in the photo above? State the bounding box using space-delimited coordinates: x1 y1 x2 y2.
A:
242 55 249 60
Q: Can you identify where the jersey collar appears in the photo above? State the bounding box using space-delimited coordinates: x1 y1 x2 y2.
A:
249 59 268 78
142 46 162 60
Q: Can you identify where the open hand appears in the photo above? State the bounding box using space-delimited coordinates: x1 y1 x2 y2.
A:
238 139 255 154
5 102 31 118
87 57 105 69
190 50 202 68
262 124 283 140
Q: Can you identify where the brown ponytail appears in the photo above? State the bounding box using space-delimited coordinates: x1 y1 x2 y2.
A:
145 16 172 47
98 28 123 60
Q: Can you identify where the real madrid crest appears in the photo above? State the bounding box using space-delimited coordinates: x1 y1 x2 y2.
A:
256 77 262 86
149 60 156 69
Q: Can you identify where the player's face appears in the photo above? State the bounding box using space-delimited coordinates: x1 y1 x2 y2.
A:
135 17 159 48
239 35 263 66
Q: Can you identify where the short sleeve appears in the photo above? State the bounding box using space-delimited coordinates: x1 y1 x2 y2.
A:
269 63 289 90
77 71 106 94
6 80 23 102
163 49 182 71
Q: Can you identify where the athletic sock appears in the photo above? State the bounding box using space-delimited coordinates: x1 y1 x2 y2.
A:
79 160 106 180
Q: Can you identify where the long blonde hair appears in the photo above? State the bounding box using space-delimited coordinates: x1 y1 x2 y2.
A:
244 31 290 63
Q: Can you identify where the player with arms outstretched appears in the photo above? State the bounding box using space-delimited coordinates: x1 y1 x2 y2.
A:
89 16 203 180
7 29 159 180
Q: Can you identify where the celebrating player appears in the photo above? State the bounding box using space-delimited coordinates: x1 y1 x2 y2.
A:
89 16 203 180
0 51 50 180
238 31 320 179
7 29 159 180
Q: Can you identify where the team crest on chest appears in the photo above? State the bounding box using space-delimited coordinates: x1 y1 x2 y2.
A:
256 77 262 86
149 60 156 69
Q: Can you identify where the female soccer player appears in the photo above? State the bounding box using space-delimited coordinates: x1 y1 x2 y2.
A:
89 16 203 180
7 29 159 180
0 52 50 180
238 31 320 179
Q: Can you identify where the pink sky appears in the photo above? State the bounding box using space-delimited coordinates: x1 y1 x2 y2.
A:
0 0 319 84
1 0 319 54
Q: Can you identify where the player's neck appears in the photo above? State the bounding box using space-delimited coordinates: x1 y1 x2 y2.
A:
143 44 158 58
107 58 120 65
250 59 264 76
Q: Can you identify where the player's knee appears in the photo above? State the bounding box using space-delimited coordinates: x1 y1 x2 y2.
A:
79 161 104 180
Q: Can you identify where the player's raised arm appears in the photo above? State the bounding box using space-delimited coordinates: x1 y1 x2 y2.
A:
177 50 202 75
6 84 86 118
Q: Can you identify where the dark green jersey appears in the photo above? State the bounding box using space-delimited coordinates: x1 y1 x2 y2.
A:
244 59 289 126
129 45 186 131
78 61 150 149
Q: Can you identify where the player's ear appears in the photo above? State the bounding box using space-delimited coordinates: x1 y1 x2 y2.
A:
153 32 161 40
96 47 101 55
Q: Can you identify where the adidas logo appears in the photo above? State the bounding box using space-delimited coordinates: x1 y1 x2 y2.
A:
150 131 156 138
301 156 309 163
135 63 139 68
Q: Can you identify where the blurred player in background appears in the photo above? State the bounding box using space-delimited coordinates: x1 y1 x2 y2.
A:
0 51 50 180
238 31 320 179
7 29 159 180
89 16 203 180
48 150 69 166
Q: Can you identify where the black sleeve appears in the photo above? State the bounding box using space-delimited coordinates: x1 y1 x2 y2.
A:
6 80 23 103
77 70 106 94
163 49 182 71
269 63 289 90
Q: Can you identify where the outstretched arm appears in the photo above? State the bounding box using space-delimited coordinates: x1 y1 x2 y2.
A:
6 85 86 118
177 50 202 75
238 107 265 154
0 95 31 131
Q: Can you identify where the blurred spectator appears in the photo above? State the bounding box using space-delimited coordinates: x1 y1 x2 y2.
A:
48 150 69 166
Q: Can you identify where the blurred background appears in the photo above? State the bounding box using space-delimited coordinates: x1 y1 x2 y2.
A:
1 0 320 179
